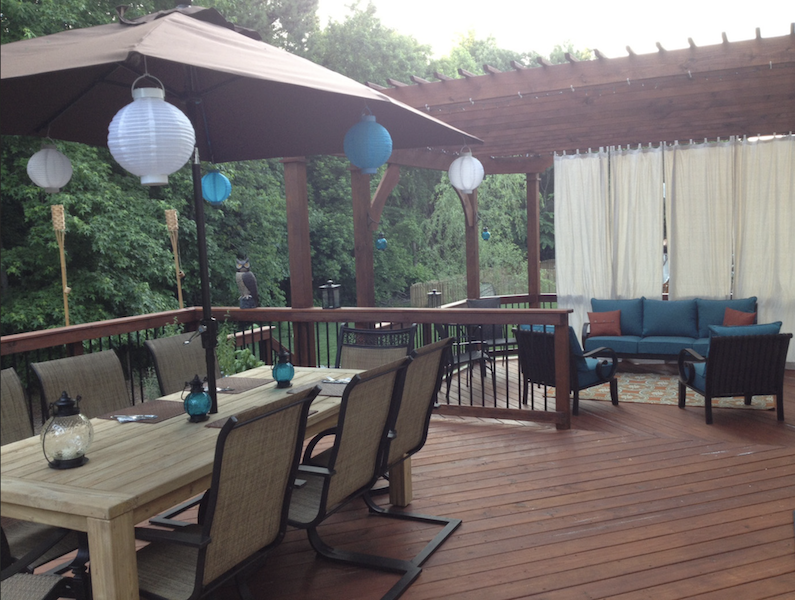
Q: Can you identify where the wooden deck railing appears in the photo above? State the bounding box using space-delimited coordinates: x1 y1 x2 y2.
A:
1 294 574 428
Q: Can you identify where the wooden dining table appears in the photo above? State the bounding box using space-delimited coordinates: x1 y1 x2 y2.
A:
1 365 412 600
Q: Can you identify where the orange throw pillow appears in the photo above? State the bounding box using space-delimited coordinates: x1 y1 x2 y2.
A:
589 310 621 336
723 307 756 326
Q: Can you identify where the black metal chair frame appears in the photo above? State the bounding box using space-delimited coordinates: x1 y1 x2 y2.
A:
334 324 417 369
435 323 497 401
678 333 791 424
513 327 618 416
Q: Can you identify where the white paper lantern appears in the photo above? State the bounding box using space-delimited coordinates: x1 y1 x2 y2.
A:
27 145 73 193
448 150 484 194
107 87 195 186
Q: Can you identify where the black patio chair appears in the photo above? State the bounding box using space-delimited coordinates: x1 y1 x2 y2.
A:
435 323 497 400
678 332 792 424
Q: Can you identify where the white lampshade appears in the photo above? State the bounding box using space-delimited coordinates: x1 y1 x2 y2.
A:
27 145 73 193
448 150 484 194
107 87 195 186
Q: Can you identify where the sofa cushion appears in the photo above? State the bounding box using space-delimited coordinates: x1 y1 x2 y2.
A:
584 335 640 355
695 297 757 338
708 322 782 338
588 310 621 336
591 298 643 337
637 336 699 356
642 298 698 338
723 307 756 326
692 338 711 356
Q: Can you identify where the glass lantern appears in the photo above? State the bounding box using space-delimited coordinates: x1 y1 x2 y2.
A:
272 349 295 388
41 391 93 469
427 288 442 309
319 279 341 309
183 375 211 422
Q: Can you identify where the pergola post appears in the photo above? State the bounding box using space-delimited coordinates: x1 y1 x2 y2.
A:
283 157 316 366
526 172 541 307
455 188 481 299
351 168 375 308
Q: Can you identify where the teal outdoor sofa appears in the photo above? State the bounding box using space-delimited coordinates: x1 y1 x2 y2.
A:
582 296 761 359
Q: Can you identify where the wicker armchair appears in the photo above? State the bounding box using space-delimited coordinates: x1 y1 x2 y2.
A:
334 324 416 369
288 357 419 600
145 331 222 396
678 333 792 424
31 350 131 419
133 386 319 599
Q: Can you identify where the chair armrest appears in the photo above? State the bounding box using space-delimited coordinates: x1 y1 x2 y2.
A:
584 346 618 380
302 427 338 462
296 464 335 477
677 348 705 384
134 526 210 549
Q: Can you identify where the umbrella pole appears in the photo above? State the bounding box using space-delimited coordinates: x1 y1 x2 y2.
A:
191 148 218 413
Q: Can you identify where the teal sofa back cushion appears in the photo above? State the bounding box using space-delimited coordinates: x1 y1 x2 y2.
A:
642 298 698 338
707 321 782 338
590 298 643 337
695 297 757 338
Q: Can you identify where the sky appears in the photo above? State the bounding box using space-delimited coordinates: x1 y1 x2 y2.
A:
317 0 793 59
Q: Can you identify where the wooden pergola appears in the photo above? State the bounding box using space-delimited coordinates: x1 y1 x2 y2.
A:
282 28 793 314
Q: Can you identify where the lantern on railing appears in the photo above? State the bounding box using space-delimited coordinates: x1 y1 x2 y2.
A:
427 289 442 308
27 144 72 193
319 280 341 309
107 77 195 186
183 375 211 422
41 392 93 469
448 148 484 193
272 349 294 388
343 113 392 174
202 170 232 205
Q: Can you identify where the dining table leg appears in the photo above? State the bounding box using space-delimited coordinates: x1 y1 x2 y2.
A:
86 511 139 600
388 457 412 507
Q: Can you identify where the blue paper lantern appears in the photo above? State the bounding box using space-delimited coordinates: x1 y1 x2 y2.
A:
481 226 491 241
375 232 387 251
202 171 231 205
344 114 392 174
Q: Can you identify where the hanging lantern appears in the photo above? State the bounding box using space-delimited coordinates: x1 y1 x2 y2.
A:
448 149 484 193
41 392 93 469
202 170 232 205
343 114 392 174
27 144 73 193
319 279 341 309
107 81 195 186
375 232 388 251
272 349 295 388
183 375 211 422
481 226 491 241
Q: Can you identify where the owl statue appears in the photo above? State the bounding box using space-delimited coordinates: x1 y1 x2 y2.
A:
235 258 259 309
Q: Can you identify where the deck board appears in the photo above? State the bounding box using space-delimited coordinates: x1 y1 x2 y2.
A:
213 369 795 599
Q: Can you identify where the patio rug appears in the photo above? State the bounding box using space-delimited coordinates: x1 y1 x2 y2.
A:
578 372 775 410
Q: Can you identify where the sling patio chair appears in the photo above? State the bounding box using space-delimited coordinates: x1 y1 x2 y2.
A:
361 337 463 567
145 331 222 397
31 349 132 419
334 324 417 369
678 331 792 424
1 368 88 599
133 385 320 600
287 357 419 600
514 325 619 415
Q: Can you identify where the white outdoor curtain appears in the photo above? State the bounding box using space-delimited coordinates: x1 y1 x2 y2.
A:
735 134 795 363
610 145 664 298
554 149 611 338
664 140 735 299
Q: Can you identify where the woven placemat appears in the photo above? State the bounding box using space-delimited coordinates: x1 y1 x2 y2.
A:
287 380 348 397
96 399 185 424
216 377 273 394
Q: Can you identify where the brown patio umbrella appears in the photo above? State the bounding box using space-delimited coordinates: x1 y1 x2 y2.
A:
1 5 480 413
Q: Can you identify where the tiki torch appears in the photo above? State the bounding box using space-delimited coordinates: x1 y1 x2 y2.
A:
165 209 184 309
51 204 70 326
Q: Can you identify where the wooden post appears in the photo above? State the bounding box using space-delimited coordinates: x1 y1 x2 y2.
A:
164 209 183 309
283 157 316 366
351 168 376 308
456 188 481 299
526 173 541 307
51 205 70 327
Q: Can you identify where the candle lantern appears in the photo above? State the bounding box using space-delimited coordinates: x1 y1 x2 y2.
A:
272 349 295 388
41 392 93 469
319 280 341 309
183 375 211 422
427 288 442 308
375 232 387 251
481 226 491 241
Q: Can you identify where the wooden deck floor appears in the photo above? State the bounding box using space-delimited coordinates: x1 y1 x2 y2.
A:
212 368 795 600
